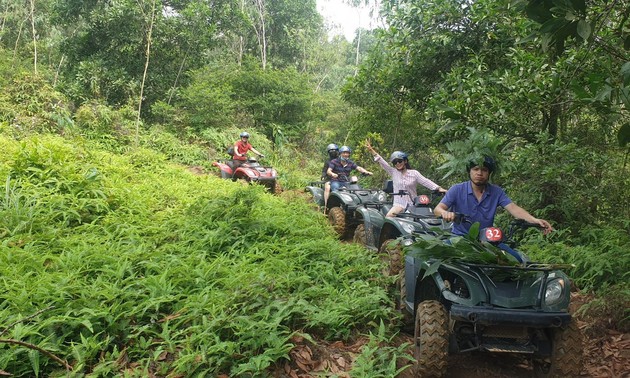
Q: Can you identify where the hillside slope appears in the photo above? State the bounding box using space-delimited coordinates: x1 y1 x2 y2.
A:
0 133 395 376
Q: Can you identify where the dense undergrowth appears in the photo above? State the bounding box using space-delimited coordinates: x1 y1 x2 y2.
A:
0 133 399 376
1 59 628 376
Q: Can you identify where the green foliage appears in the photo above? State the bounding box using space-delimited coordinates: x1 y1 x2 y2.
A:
506 138 627 229
618 123 630 148
437 127 512 180
140 126 209 167
575 284 630 333
524 225 630 292
0 133 394 376
349 322 413 377
231 60 315 141
176 62 238 131
0 71 73 136
73 102 136 151
406 224 521 280
0 177 39 237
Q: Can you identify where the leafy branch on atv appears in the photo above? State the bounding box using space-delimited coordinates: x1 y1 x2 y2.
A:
406 222 521 279
405 221 574 281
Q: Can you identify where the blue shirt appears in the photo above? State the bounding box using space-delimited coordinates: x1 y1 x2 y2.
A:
440 181 512 235
328 158 358 182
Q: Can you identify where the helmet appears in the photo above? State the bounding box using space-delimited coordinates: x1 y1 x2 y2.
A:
326 143 339 153
389 151 408 163
339 146 351 153
240 132 250 138
467 155 496 173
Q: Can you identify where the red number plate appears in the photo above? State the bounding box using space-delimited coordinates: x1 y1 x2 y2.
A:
417 195 430 205
484 227 503 242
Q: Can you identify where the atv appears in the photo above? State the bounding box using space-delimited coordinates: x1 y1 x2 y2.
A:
395 215 583 377
305 176 390 239
354 189 448 275
213 157 280 194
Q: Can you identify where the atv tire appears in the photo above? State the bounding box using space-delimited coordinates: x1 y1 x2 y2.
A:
398 265 414 326
328 207 347 237
533 319 583 377
379 239 403 277
270 180 282 194
414 300 449 377
353 224 366 246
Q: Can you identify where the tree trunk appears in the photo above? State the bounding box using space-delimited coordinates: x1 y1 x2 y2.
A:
29 0 37 74
252 0 267 70
168 49 188 105
136 0 157 146
354 27 361 76
0 2 11 43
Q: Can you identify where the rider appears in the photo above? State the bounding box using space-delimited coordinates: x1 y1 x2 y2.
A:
322 144 339 180
433 155 553 262
366 140 446 217
233 131 264 169
322 144 339 207
325 146 373 205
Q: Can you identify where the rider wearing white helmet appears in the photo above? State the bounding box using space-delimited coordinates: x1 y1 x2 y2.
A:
233 131 264 168
366 140 446 217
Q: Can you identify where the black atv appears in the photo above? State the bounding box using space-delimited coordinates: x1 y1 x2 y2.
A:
396 216 583 377
305 175 391 239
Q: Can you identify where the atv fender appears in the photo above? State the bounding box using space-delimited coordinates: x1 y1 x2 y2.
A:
305 186 325 207
403 256 477 315
329 191 356 209
354 206 386 250
213 161 233 179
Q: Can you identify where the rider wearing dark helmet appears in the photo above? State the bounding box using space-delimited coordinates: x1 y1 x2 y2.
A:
322 144 339 180
321 144 340 208
434 155 553 262
366 140 446 217
233 131 264 168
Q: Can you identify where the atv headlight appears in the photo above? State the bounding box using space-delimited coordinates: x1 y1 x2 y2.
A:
544 278 565 306
377 192 387 202
401 238 414 247
400 222 415 234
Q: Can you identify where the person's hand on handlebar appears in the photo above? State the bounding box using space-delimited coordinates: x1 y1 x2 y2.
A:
440 210 456 222
531 218 554 235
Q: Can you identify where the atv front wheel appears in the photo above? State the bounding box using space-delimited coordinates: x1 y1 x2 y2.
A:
398 265 414 326
379 239 402 277
328 207 347 237
533 319 583 377
414 300 449 377
271 180 282 194
353 224 366 245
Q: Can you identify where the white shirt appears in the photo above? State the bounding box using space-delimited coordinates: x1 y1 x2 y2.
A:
375 154 439 208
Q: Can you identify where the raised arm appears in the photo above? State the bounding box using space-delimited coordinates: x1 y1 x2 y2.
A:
365 139 395 174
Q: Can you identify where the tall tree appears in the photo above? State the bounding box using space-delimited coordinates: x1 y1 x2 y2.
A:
51 0 240 109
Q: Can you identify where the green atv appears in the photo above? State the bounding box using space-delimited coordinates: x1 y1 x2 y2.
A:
395 216 583 377
305 176 390 239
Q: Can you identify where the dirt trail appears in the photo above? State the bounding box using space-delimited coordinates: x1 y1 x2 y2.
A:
271 292 629 377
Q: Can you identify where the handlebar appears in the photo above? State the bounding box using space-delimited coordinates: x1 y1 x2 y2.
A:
391 189 443 197
510 219 545 229
449 214 544 229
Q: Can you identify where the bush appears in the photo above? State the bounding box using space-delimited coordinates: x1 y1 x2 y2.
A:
524 225 630 291
0 133 395 376
0 71 73 136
